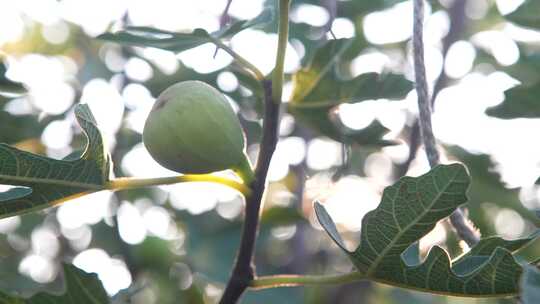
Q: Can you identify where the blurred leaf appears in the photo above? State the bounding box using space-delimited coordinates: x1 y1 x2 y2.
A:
521 265 540 304
315 164 537 296
0 104 111 219
506 1 540 30
179 205 308 283
0 112 42 145
98 7 273 53
447 145 540 231
260 206 305 226
0 62 26 96
486 83 540 119
289 39 412 146
0 264 108 303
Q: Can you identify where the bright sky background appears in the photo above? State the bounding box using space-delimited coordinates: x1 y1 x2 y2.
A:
1 0 540 296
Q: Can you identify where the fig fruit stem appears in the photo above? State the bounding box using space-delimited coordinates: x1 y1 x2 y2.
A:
107 175 251 197
233 154 256 184
208 36 265 81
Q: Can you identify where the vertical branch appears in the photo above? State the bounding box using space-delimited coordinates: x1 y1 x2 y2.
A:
219 81 279 304
413 0 439 168
220 2 290 303
413 0 479 246
397 0 468 179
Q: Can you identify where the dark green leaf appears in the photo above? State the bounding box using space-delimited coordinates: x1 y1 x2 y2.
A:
289 39 412 146
0 104 111 219
98 7 273 53
316 164 537 296
521 265 540 304
486 83 540 119
506 1 540 30
0 264 109 303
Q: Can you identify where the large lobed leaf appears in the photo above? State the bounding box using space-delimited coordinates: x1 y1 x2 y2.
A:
97 7 273 53
0 264 109 303
0 104 111 219
315 164 538 296
505 1 540 30
288 39 412 147
486 83 540 119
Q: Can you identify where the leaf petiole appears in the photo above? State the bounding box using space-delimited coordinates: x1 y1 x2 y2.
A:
250 272 365 289
107 174 251 197
207 36 265 81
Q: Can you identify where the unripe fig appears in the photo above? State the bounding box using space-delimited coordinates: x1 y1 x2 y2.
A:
143 81 253 181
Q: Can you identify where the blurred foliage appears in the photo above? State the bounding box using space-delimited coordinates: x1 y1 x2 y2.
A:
521 265 540 304
447 146 540 233
0 264 108 303
98 6 273 55
0 0 539 304
0 61 26 96
289 38 412 146
485 83 540 119
505 0 540 30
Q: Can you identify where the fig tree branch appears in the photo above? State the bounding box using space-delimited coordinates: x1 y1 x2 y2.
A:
219 1 290 303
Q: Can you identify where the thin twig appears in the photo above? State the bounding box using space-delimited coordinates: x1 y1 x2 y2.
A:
214 0 233 57
413 0 479 246
207 36 265 81
322 0 337 38
220 0 234 28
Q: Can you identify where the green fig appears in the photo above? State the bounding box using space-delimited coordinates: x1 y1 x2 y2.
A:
143 81 253 181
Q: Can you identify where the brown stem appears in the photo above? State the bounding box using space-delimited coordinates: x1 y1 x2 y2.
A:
413 0 479 246
399 0 468 178
219 80 280 303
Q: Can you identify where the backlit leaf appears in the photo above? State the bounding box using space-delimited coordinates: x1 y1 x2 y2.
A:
0 104 111 219
97 7 273 53
315 164 538 296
